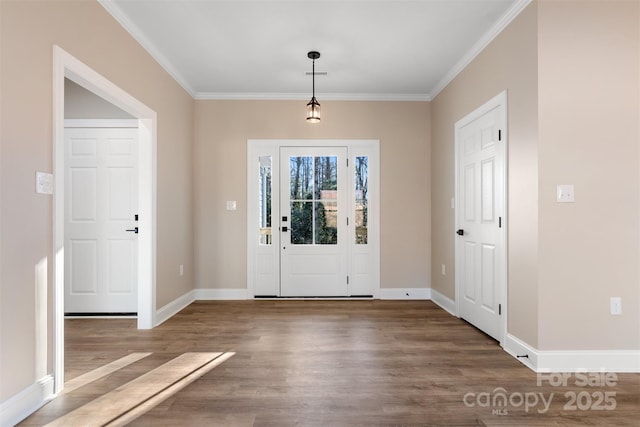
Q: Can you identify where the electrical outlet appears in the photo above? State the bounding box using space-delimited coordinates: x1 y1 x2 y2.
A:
179 264 184 276
441 264 446 276
610 297 622 315
557 184 575 203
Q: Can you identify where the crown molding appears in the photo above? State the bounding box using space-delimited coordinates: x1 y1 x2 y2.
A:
194 92 431 102
429 0 532 99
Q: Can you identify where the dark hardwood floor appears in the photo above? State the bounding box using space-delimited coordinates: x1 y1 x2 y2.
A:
20 301 640 426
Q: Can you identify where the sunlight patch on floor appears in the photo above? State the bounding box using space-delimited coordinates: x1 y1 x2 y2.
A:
45 352 234 427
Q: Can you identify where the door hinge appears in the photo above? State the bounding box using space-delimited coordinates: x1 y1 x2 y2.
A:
498 129 502 141
499 304 502 315
347 275 349 284
499 217 502 228
346 158 349 167
347 217 349 226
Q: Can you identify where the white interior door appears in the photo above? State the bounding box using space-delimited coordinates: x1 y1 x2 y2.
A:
280 146 348 296
64 127 138 313
455 93 506 342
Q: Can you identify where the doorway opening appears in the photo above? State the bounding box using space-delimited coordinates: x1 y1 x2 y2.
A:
53 46 157 393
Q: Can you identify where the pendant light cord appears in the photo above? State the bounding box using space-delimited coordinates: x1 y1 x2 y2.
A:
312 57 316 98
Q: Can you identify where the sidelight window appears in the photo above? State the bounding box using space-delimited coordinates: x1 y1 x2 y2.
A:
355 156 368 244
259 156 272 245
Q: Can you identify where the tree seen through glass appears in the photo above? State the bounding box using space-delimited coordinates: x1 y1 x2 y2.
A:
290 156 338 245
259 156 272 245
355 156 368 244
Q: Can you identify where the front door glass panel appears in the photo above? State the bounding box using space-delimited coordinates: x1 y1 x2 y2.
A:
289 155 338 245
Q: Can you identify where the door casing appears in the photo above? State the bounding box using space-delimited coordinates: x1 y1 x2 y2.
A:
247 139 380 298
53 46 157 393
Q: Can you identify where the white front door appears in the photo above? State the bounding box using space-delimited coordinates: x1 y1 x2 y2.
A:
455 92 506 342
64 127 138 313
280 146 348 296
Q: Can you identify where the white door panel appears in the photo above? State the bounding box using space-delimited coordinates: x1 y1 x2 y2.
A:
280 146 348 297
65 127 138 313
109 168 135 220
69 239 97 294
108 239 135 293
456 93 506 342
70 168 97 220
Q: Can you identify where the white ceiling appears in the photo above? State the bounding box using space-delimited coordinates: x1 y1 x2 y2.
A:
100 0 529 101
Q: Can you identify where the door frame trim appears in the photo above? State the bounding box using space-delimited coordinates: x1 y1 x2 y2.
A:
53 46 157 394
454 90 508 344
247 139 380 298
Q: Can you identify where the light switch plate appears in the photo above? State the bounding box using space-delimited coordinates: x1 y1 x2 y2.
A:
610 297 622 315
36 172 53 194
557 184 574 203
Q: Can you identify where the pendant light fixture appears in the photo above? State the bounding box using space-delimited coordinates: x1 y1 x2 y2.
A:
306 51 321 123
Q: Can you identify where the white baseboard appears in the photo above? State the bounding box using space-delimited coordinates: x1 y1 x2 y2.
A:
503 333 640 373
536 350 640 373
503 333 538 371
0 375 54 427
155 288 249 326
429 288 457 315
188 287 429 301
155 290 195 326
378 288 430 300
194 288 250 300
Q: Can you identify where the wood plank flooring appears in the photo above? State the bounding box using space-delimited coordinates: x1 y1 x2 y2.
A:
20 301 640 426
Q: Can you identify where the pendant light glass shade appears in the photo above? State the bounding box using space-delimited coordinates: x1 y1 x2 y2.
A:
306 97 321 123
306 51 321 123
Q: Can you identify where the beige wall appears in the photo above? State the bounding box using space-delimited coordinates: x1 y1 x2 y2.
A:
537 0 639 350
431 0 640 351
431 4 539 345
65 78 134 119
194 100 431 291
0 0 194 401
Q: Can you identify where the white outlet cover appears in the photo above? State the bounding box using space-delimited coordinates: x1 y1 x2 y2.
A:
226 200 237 211
556 184 574 203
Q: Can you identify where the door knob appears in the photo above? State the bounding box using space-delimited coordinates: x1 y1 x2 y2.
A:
126 227 139 234
456 229 464 236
